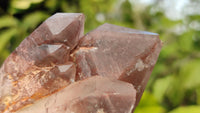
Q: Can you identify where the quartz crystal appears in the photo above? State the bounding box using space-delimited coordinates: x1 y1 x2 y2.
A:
0 13 162 113
0 13 85 112
16 76 136 113
72 23 162 106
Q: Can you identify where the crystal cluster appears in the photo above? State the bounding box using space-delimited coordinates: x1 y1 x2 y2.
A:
0 13 162 113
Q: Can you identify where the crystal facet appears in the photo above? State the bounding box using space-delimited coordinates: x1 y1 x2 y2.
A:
16 76 136 113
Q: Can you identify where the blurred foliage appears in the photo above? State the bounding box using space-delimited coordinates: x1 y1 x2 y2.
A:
0 0 200 113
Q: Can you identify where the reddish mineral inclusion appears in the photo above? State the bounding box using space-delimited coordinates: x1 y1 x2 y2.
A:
0 13 162 113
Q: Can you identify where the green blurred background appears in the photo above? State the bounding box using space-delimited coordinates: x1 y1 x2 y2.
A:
0 0 200 113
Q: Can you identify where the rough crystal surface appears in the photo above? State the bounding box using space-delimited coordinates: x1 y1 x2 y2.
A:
15 76 136 113
0 13 85 112
72 23 162 106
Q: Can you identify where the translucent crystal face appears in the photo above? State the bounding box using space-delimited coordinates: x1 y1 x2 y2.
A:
0 13 161 113
16 76 136 113
46 13 82 35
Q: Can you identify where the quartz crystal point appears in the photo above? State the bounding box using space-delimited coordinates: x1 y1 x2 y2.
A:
15 76 136 113
72 23 162 106
0 13 85 112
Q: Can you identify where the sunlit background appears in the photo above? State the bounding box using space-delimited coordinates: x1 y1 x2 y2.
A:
0 0 200 113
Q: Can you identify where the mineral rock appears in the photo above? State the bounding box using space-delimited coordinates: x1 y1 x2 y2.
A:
16 76 136 113
0 13 162 113
72 23 162 106
0 13 85 112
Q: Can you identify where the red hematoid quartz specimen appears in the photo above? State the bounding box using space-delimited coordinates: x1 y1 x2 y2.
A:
0 13 162 113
